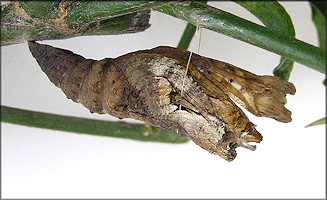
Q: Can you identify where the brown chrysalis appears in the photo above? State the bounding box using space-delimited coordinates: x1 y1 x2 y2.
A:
28 41 295 161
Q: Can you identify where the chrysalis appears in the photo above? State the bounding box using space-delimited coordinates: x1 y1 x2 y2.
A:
28 41 295 161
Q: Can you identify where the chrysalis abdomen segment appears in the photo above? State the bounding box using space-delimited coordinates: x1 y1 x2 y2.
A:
28 41 86 88
100 62 129 119
78 59 111 114
60 58 94 103
28 41 111 114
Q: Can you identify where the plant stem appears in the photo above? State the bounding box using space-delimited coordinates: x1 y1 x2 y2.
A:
235 1 295 81
177 23 197 50
156 2 326 74
1 105 189 143
177 1 207 50
65 1 173 30
1 1 171 46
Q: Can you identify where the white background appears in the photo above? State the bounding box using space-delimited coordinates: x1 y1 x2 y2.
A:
1 1 325 198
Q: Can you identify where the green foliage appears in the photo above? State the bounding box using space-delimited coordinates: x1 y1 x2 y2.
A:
311 3 326 51
305 117 326 128
20 1 60 19
235 1 295 81
156 2 325 74
1 1 168 45
177 1 207 50
66 1 170 30
177 23 197 50
310 1 326 18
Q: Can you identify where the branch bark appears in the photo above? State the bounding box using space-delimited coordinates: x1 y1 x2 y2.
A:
1 1 171 45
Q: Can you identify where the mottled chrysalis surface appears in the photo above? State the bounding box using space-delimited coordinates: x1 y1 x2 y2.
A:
28 41 295 161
